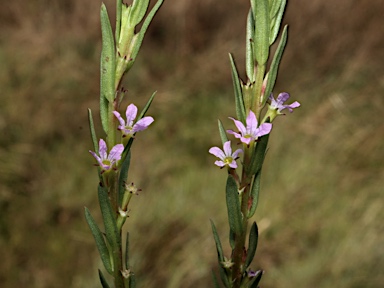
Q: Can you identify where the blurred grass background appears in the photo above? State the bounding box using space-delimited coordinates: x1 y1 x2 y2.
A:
0 0 383 287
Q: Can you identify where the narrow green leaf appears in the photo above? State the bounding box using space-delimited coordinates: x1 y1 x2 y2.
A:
137 91 156 120
248 133 269 176
229 53 246 123
218 119 228 146
84 207 113 274
212 270 221 288
269 0 286 45
129 273 136 288
269 0 282 19
226 175 243 235
229 228 236 250
88 109 103 183
245 222 259 268
127 0 164 71
98 185 119 248
100 4 116 132
219 265 231 288
263 25 288 106
253 0 270 65
210 219 224 263
118 151 131 205
246 9 255 82
248 170 262 218
130 0 150 27
249 270 263 287
98 269 111 288
115 0 123 43
125 232 130 269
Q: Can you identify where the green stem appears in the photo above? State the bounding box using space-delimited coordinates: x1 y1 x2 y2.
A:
252 64 266 119
232 145 253 287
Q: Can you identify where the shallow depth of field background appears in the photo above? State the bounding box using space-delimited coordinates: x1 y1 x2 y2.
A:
0 0 383 287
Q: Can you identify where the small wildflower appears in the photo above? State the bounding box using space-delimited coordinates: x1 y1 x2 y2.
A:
121 269 132 279
227 111 272 145
248 269 263 278
209 141 242 169
221 257 234 269
89 139 124 172
269 92 300 114
113 103 154 137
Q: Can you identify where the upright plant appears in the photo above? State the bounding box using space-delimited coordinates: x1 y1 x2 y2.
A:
84 0 163 287
209 0 300 287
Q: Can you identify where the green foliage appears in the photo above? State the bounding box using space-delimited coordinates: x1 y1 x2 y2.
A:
245 222 258 268
85 207 113 274
100 3 116 133
225 175 243 236
229 54 246 123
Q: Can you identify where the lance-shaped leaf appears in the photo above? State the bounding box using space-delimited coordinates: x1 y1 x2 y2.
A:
226 175 243 235
115 0 123 42
248 169 262 219
248 133 269 176
88 109 103 184
229 228 236 250
219 265 231 288
218 119 229 146
246 9 255 82
270 0 286 45
245 222 259 268
129 273 137 288
85 207 113 274
210 219 224 263
126 0 164 72
252 0 270 65
262 25 288 107
98 185 120 248
118 151 131 205
98 269 111 288
212 270 221 288
130 0 150 27
100 4 116 133
137 91 156 120
229 53 246 123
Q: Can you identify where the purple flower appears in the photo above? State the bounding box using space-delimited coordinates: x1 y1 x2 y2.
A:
227 111 272 145
89 139 124 172
113 104 154 137
269 92 300 113
209 141 243 169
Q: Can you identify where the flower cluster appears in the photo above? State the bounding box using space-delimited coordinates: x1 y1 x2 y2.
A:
90 104 154 172
113 104 154 138
209 93 299 169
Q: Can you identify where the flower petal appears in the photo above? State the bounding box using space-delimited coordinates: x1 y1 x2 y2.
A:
89 150 102 165
285 101 301 112
232 148 243 159
228 160 238 169
227 130 242 139
223 141 232 156
108 144 124 162
214 160 226 167
256 123 272 137
246 111 258 135
125 104 138 126
229 117 247 136
209 147 225 160
277 92 290 104
133 116 154 132
98 139 108 160
113 111 126 128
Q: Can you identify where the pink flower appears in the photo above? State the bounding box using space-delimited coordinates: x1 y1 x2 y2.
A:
113 104 154 137
209 141 243 169
227 111 272 145
269 92 300 113
89 139 124 172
